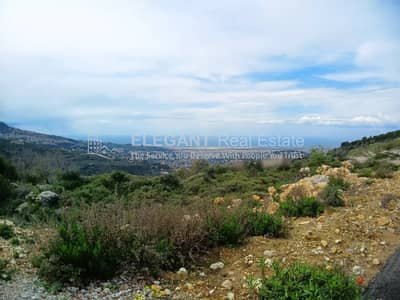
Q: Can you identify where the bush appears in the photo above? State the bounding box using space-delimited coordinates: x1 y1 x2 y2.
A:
256 263 362 300
58 171 86 190
248 211 286 237
308 148 339 168
374 162 396 178
0 175 13 204
279 197 324 217
208 207 248 245
0 258 12 281
319 177 350 207
328 177 350 190
0 223 14 239
39 200 288 284
39 222 121 283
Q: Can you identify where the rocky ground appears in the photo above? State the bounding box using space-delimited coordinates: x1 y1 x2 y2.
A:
1 168 400 300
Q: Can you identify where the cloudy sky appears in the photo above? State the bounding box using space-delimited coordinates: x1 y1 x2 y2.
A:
1 0 399 144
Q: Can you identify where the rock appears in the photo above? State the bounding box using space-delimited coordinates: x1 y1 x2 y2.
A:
341 160 353 170
15 202 30 214
221 279 233 290
67 287 79 293
199 271 206 277
263 250 274 257
0 219 14 226
177 267 188 280
377 216 391 226
210 262 224 270
280 175 328 202
38 191 59 207
268 186 277 195
244 255 254 266
299 167 311 176
231 198 242 207
183 283 193 291
352 265 364 275
321 240 328 248
37 184 53 192
266 201 280 214
214 197 225 205
163 289 172 296
225 292 235 300
372 258 381 265
264 258 273 268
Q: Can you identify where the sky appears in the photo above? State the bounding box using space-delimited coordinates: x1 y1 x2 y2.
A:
0 0 400 145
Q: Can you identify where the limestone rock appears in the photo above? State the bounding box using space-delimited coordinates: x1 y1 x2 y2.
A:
210 262 224 270
38 191 59 207
177 267 188 280
221 279 233 290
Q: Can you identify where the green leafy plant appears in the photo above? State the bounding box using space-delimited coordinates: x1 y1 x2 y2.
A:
257 263 362 300
0 223 14 239
0 258 13 281
208 207 248 245
279 197 324 217
248 211 286 237
39 222 120 283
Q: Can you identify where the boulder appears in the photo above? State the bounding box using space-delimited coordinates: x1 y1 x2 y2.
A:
38 191 59 207
15 202 30 214
279 174 329 202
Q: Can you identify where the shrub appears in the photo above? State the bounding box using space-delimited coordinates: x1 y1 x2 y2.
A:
319 177 349 207
208 207 248 245
0 156 18 180
256 263 362 300
39 222 121 283
0 258 12 281
328 177 350 190
39 200 288 284
0 175 13 204
248 211 286 237
58 171 86 190
279 197 324 217
0 223 14 239
374 162 396 178
308 148 339 168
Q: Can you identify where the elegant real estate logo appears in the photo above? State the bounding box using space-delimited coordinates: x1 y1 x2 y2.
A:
88 135 306 161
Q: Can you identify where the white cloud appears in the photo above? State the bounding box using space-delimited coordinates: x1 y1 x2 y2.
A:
0 0 399 138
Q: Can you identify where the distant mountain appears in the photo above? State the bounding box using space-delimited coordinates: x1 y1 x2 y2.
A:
0 122 81 148
0 122 168 177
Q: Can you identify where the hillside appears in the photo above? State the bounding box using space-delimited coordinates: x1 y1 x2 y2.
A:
0 122 169 177
0 131 400 299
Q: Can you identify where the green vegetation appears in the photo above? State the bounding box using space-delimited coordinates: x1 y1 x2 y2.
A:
279 197 324 217
38 200 287 284
336 130 400 157
0 258 12 281
352 158 398 179
0 155 17 207
248 211 286 237
319 177 350 207
0 223 14 239
252 262 362 300
308 148 340 168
